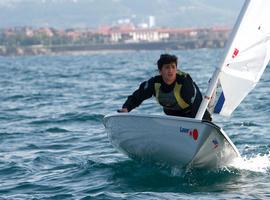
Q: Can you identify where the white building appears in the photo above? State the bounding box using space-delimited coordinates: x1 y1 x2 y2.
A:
149 16 155 28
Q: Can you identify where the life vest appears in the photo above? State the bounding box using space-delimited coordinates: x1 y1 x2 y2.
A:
154 82 190 110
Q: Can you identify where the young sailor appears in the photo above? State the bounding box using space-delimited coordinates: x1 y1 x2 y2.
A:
118 54 212 121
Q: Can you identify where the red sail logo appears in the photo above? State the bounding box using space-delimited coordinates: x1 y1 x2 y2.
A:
232 48 239 58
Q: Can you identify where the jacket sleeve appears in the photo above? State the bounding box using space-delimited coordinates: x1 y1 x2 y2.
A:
181 74 201 105
181 74 204 117
122 78 155 112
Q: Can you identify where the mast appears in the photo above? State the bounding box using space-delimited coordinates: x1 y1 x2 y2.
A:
195 0 251 120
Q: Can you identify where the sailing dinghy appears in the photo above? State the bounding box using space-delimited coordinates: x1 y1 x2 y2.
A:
103 0 270 169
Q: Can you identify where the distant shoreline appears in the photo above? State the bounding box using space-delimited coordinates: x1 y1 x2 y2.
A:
0 39 226 57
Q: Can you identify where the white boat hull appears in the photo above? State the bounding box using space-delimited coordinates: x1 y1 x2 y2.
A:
103 114 240 168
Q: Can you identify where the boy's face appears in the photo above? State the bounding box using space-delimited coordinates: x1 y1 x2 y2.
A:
159 62 177 85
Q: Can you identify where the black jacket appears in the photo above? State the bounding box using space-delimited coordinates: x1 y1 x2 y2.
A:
122 71 211 120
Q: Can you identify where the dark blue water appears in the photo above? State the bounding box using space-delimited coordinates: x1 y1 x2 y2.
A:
0 49 269 199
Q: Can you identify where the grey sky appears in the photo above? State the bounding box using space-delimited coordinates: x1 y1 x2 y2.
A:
0 0 245 28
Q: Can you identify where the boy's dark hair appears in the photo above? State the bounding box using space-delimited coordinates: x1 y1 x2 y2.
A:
157 54 178 70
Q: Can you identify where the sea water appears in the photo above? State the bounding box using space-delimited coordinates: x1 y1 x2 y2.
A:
0 49 269 199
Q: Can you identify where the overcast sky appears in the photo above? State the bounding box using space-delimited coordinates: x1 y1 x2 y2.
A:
0 0 245 29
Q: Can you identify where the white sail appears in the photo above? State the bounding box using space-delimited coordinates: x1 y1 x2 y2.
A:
213 0 270 116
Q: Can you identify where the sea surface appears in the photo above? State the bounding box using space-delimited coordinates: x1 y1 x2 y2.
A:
0 49 269 200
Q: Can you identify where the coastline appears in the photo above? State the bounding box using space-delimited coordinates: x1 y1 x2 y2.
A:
0 39 226 57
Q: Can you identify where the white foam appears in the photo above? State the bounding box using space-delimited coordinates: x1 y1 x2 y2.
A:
229 153 270 173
